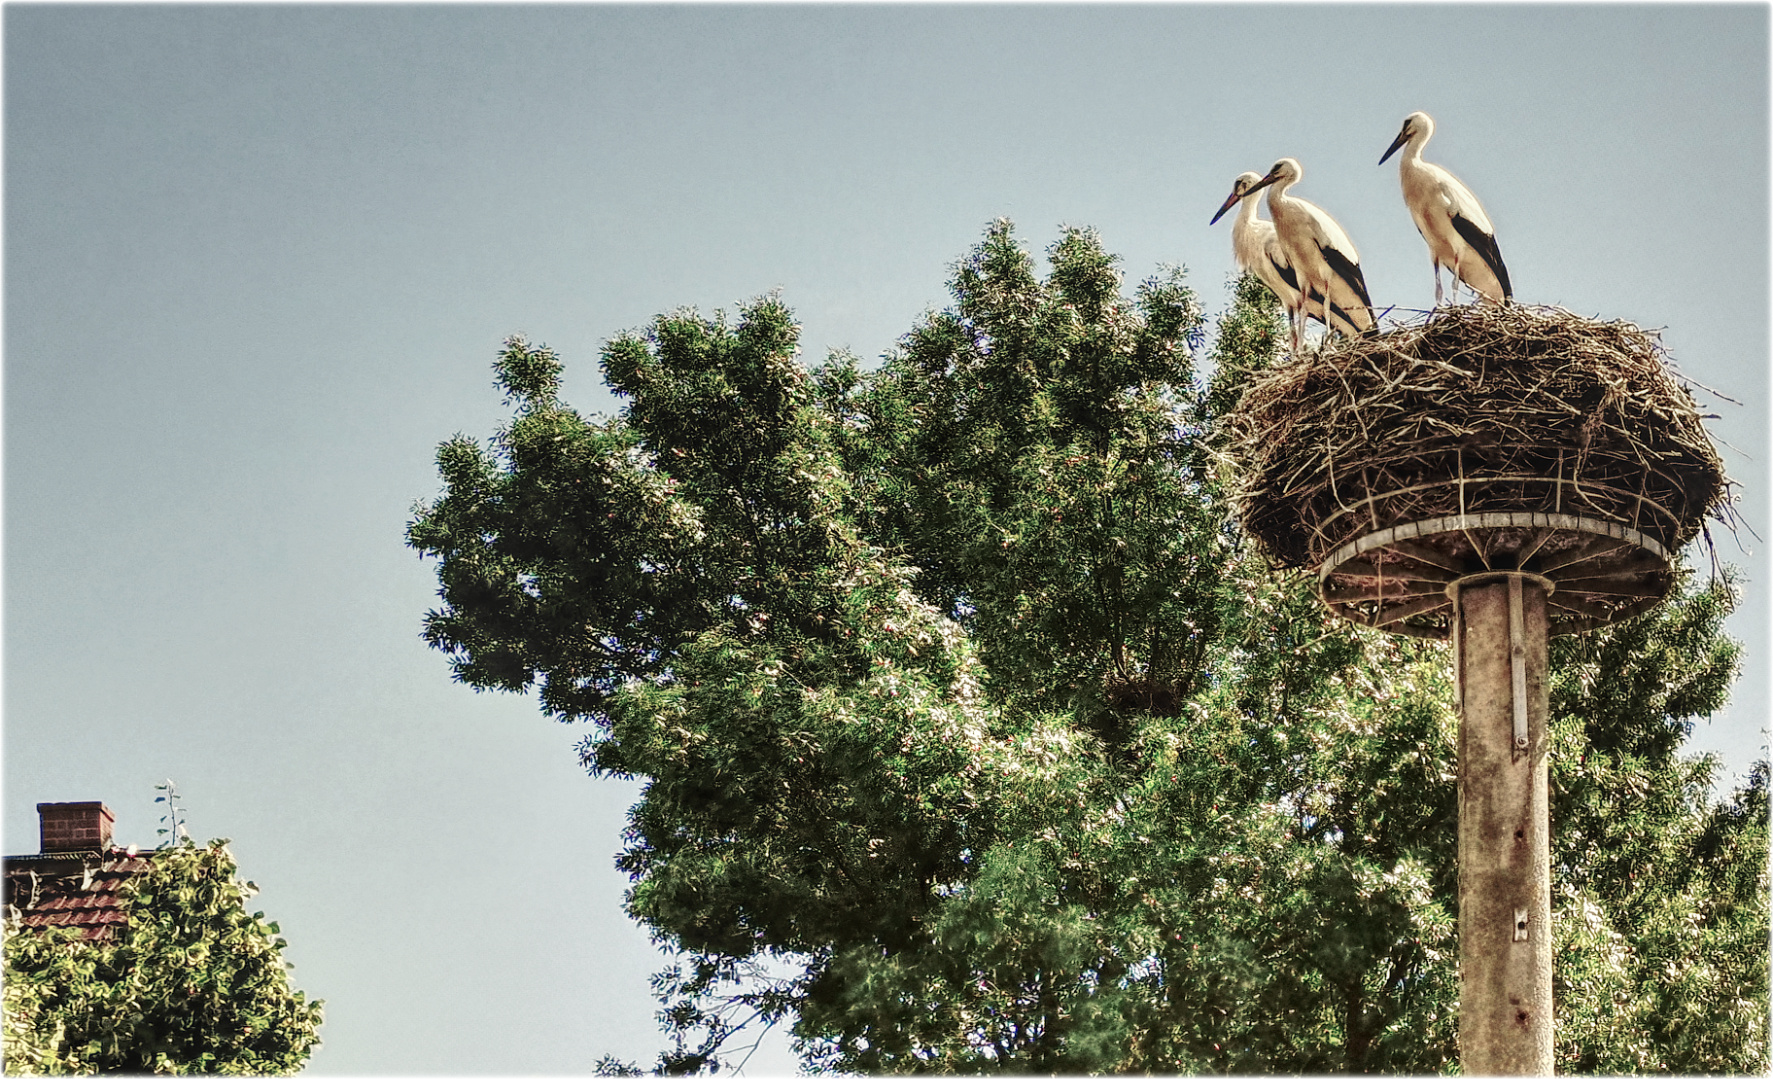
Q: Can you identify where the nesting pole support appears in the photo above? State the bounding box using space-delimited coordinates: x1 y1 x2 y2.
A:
1452 577 1553 1074
1223 304 1730 1075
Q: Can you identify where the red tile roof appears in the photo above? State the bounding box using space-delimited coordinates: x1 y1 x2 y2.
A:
4 849 156 941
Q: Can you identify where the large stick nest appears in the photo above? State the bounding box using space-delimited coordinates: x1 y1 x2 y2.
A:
1220 303 1733 570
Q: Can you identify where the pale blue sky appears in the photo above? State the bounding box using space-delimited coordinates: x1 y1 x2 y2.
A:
6 5 1766 1074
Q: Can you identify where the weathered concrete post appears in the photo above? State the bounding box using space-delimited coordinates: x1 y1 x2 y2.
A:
1452 577 1553 1073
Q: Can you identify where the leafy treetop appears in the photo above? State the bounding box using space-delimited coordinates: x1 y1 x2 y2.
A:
410 220 1766 1074
3 838 323 1076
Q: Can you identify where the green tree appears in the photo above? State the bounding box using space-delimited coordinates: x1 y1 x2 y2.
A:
1548 593 1768 1074
2 839 323 1075
410 221 1766 1073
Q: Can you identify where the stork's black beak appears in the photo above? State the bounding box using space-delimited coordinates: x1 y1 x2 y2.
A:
1379 127 1409 165
1209 189 1243 225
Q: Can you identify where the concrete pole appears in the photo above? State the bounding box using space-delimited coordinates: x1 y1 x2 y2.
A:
1452 576 1553 1074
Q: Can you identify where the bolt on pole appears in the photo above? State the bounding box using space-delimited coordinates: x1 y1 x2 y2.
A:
1451 576 1554 1074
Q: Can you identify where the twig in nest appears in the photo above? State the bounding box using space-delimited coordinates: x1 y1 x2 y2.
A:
1218 303 1734 568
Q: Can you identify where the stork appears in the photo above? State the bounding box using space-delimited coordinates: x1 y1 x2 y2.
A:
1379 111 1512 306
1210 172 1356 335
1243 158 1376 354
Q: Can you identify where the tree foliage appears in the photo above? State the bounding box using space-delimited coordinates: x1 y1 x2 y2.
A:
2 840 323 1075
410 220 1767 1073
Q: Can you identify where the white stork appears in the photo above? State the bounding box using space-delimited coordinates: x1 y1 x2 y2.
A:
1210 172 1348 334
1379 111 1512 305
1243 158 1376 354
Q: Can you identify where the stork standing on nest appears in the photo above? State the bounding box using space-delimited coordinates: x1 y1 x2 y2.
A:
1211 172 1361 337
1380 111 1513 306
1243 158 1376 355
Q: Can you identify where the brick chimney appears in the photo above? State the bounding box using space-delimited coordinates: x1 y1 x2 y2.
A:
38 802 114 853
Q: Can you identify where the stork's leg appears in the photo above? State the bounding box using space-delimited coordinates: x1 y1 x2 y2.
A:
1321 282 1336 350
1433 261 1444 308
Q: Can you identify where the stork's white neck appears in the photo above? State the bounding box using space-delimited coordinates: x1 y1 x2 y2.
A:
1402 122 1433 164
1264 174 1298 210
1236 191 1262 228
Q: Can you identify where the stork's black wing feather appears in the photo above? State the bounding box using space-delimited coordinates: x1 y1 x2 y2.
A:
1269 254 1337 326
1451 213 1513 301
1329 302 1376 338
1318 244 1375 326
1269 254 1301 295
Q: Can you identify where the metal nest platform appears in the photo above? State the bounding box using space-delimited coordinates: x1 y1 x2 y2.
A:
1318 510 1671 639
1220 303 1733 638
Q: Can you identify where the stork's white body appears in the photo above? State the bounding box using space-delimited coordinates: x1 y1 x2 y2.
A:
1231 189 1305 312
1382 112 1512 305
1221 173 1327 326
1247 158 1376 354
